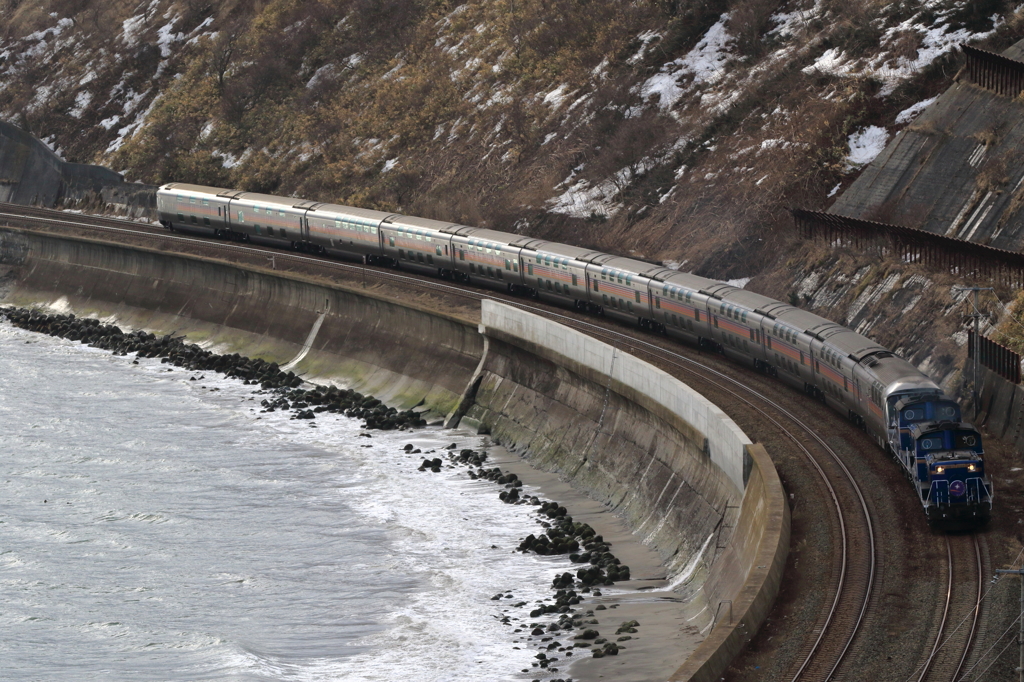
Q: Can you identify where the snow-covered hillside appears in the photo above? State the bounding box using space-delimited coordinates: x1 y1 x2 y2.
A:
1 0 1021 276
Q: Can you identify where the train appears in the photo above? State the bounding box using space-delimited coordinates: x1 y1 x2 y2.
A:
157 182 994 525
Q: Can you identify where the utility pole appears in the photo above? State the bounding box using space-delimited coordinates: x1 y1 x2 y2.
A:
994 567 1024 682
953 286 993 420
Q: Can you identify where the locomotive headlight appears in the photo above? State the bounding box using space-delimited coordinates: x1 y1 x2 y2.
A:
968 464 977 472
935 466 945 474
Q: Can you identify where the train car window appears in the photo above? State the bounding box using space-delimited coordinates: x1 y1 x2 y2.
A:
436 245 443 256
202 199 209 206
428 255 434 264
572 274 578 286
267 227 275 236
497 270 504 280
254 224 261 234
177 195 184 202
191 215 197 224
593 280 599 291
459 249 465 260
527 263 533 275
742 311 748 323
695 310 700 322
919 436 944 450
655 297 661 308
217 207 222 216
635 291 641 303
204 217 210 226
280 211 286 217
237 211 244 222
390 237 396 247
628 302 634 312
177 213 185 222
281 229 287 239
190 198 196 204
602 294 608 305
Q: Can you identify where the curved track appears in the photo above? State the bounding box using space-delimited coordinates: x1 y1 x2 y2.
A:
0 203 908 680
917 534 984 682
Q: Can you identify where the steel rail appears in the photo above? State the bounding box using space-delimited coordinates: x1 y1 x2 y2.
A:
953 534 983 682
920 538 956 682
909 534 983 682
2 203 879 681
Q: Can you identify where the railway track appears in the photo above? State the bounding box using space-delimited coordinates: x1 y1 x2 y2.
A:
916 534 985 682
8 202 977 682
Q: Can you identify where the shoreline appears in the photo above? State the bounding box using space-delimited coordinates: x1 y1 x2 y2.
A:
479 442 705 682
1 304 699 682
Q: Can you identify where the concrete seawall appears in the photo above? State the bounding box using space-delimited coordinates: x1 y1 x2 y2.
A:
456 301 790 682
0 226 789 681
0 227 482 416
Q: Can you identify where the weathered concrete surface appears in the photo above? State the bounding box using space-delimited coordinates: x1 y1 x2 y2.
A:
830 39 1024 249
0 226 482 415
0 229 789 681
459 301 790 682
0 121 127 207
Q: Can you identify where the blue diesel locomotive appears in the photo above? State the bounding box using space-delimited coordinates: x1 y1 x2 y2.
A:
157 183 994 524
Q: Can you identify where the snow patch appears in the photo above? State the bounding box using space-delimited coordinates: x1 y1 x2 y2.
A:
804 10 1001 95
381 158 398 173
640 14 734 112
543 84 570 109
895 96 938 125
69 90 93 119
846 126 888 167
726 277 751 288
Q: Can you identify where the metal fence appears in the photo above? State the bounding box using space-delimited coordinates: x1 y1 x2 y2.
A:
792 209 1024 287
968 330 1022 384
962 44 1024 99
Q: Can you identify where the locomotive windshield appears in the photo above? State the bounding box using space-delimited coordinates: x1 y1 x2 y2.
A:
899 400 960 424
901 404 928 422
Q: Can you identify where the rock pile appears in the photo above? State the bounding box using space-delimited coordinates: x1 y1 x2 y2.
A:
409 438 639 677
0 307 426 431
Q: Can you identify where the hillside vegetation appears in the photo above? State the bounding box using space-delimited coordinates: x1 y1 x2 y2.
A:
2 0 1024 277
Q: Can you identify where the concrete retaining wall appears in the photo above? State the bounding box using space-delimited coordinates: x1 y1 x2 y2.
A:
975 367 1024 460
458 301 790 682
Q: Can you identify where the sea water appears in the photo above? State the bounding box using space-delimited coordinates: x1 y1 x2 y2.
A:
0 319 570 681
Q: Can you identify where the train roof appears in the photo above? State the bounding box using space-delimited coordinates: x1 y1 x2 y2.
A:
308 203 395 224
160 182 231 195
383 214 461 233
445 227 520 245
873 354 941 398
505 239 606 262
653 270 724 293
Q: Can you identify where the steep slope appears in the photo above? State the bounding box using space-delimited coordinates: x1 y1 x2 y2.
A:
2 0 1023 277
